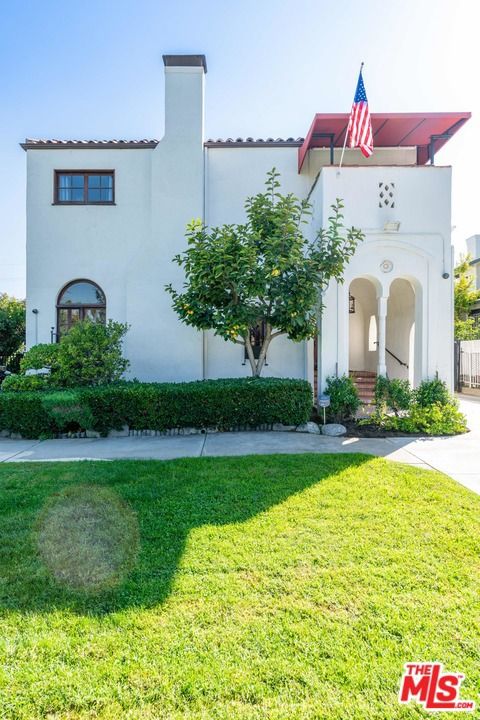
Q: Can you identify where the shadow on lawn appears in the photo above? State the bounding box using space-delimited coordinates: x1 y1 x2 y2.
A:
0 453 371 615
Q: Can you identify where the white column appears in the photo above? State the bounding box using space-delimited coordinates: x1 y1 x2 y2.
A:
377 295 388 377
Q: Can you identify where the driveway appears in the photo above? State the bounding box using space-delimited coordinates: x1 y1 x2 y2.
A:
0 395 478 495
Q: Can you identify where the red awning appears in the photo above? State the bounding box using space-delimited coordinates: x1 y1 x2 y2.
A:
298 112 471 171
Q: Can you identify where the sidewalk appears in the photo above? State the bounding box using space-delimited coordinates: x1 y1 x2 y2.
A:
1 397 479 495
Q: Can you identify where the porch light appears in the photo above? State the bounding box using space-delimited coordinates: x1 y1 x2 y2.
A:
349 294 356 314
384 220 401 232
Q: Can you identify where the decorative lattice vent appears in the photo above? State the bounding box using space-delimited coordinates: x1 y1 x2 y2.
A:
379 182 395 208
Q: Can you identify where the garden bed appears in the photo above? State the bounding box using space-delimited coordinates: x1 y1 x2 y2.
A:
318 375 468 437
343 420 435 438
311 418 449 438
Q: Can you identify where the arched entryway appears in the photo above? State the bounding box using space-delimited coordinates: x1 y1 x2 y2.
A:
348 275 421 390
348 277 380 405
348 278 379 374
386 278 416 385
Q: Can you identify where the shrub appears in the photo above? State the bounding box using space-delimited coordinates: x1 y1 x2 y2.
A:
55 320 129 387
20 344 60 373
375 376 412 415
324 375 360 423
1 374 51 392
0 378 312 438
381 401 467 436
0 392 54 438
14 322 129 390
364 376 466 435
414 378 450 407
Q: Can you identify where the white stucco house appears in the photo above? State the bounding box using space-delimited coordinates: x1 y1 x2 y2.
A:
22 54 470 398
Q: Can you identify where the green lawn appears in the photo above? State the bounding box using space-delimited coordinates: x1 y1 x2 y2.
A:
0 454 479 719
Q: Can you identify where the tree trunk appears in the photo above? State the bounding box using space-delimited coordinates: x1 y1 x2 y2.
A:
255 324 272 376
244 333 257 376
244 324 275 377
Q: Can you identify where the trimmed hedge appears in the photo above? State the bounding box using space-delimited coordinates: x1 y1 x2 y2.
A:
0 392 54 438
0 378 313 439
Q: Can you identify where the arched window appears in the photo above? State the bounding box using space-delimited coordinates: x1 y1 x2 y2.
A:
57 280 106 339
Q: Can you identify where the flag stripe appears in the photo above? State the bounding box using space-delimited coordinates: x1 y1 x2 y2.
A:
347 70 373 158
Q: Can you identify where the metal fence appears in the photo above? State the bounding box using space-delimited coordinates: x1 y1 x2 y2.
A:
459 340 480 389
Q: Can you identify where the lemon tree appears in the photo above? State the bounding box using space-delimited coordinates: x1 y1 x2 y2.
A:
167 169 363 376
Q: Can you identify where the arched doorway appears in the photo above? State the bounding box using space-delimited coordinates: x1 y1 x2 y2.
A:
348 278 378 374
386 278 416 384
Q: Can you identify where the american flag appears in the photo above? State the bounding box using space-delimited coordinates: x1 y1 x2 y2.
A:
347 68 373 158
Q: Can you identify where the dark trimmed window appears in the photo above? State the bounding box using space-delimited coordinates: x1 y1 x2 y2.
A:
56 280 106 339
54 171 114 204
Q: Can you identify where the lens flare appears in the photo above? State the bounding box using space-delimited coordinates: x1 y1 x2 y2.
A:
36 485 139 593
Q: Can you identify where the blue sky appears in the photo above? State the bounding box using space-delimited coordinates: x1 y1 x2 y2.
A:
1 0 477 297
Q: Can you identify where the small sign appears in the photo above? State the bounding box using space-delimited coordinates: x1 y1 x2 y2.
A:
318 395 330 408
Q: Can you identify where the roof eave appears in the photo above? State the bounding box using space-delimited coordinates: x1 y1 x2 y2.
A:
20 141 159 151
204 140 303 148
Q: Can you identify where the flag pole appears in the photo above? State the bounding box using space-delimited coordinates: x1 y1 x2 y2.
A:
338 61 364 170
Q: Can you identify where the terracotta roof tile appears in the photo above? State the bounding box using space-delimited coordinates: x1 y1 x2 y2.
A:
21 137 304 151
205 137 304 147
21 139 159 150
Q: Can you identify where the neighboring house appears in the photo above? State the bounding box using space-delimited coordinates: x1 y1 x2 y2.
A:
22 54 470 393
466 235 480 322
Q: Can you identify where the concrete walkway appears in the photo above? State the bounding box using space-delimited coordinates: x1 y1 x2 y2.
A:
0 396 479 494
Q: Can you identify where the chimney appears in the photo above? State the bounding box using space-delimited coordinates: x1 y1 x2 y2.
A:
162 54 206 143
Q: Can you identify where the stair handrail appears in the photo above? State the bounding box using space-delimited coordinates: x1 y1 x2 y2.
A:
373 343 409 369
385 347 408 369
